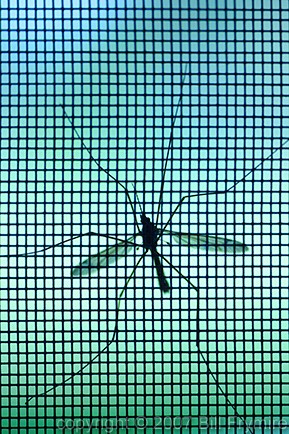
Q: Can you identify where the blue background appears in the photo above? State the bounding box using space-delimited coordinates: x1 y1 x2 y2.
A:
0 0 289 432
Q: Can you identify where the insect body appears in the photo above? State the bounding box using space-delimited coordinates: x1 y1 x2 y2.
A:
23 71 288 434
72 211 248 292
72 213 172 293
140 214 170 293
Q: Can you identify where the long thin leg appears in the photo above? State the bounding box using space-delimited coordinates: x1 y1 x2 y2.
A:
158 250 201 350
159 194 255 431
159 137 289 239
19 232 143 257
154 138 288 434
61 107 141 232
26 253 146 404
156 65 189 226
158 252 254 434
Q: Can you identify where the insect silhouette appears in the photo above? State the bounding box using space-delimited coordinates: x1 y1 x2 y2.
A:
23 69 288 433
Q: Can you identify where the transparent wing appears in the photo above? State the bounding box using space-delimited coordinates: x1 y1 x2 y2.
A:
72 235 138 277
163 230 249 254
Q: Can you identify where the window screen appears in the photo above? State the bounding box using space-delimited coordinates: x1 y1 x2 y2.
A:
1 1 288 433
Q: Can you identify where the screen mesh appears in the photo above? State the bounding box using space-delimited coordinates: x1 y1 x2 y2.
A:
1 1 288 432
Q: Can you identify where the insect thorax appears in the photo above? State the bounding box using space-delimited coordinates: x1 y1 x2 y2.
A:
140 214 158 250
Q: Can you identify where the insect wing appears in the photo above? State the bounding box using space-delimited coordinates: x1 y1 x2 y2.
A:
163 230 248 254
72 235 137 277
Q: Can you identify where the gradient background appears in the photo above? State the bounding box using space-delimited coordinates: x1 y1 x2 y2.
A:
0 1 289 432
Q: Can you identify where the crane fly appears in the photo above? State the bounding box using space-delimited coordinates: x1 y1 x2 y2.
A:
23 69 288 433
71 215 250 301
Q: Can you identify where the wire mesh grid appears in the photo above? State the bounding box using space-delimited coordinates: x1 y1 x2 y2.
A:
0 1 289 433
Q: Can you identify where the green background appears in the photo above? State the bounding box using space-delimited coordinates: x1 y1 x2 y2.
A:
0 0 289 432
